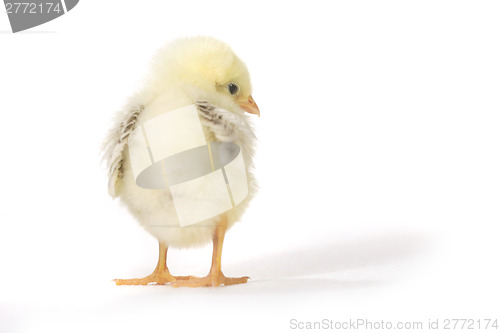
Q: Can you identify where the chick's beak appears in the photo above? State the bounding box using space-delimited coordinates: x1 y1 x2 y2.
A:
238 95 260 117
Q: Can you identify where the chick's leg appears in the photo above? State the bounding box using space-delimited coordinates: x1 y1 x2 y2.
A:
172 215 249 287
114 242 176 285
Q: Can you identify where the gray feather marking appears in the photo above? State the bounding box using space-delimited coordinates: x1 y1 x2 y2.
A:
102 105 144 198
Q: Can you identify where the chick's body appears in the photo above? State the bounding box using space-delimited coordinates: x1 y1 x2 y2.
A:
103 37 259 287
119 92 256 248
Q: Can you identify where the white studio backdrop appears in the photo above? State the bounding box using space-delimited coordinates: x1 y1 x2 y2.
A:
0 1 499 332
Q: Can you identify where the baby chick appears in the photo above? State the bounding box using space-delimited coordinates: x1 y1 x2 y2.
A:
102 36 259 287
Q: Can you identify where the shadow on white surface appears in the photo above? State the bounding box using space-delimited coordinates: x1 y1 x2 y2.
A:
109 231 431 296
222 231 431 293
238 232 427 276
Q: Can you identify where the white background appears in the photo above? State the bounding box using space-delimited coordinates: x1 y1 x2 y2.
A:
1 1 499 332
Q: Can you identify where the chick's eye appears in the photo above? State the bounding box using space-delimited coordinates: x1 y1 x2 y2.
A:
227 83 239 95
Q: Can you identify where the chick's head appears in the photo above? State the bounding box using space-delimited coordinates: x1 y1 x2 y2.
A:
148 36 259 116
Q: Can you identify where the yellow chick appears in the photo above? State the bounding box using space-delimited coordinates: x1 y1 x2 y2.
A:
102 36 259 287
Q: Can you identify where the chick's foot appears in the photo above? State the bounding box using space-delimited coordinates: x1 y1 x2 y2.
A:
171 272 249 288
114 269 176 285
